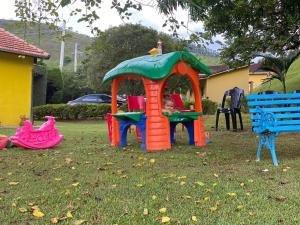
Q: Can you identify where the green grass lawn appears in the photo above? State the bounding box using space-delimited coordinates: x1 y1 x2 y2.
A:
0 116 299 225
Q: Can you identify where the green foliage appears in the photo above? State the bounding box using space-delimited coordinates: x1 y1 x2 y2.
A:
258 51 300 93
33 104 111 120
32 61 48 106
118 102 128 112
80 23 187 94
46 68 63 103
201 99 218 115
14 1 300 65
255 58 300 93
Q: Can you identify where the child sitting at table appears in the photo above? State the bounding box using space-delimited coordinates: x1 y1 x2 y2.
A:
162 96 179 115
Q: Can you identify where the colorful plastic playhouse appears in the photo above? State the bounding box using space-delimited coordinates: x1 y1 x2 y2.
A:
102 51 211 151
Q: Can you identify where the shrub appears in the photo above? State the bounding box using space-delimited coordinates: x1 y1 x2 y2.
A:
33 104 111 120
183 99 217 115
118 103 128 112
202 99 218 115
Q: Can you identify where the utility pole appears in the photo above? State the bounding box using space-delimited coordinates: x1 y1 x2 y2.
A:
74 42 78 72
59 20 66 71
157 39 163 55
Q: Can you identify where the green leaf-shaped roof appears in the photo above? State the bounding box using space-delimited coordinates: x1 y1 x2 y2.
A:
102 51 211 84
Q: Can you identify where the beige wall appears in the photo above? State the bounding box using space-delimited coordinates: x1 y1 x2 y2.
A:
249 73 269 89
205 67 249 103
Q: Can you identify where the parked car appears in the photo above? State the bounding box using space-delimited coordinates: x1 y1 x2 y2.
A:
67 94 126 106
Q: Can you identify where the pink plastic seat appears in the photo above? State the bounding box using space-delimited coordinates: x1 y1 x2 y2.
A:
127 96 146 141
106 113 113 143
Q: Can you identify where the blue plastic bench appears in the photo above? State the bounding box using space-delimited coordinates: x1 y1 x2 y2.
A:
247 93 300 166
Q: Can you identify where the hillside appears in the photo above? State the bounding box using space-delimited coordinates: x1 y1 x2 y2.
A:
0 19 93 71
255 58 300 93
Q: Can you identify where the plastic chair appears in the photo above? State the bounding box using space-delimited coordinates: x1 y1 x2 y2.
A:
215 87 244 131
106 113 113 143
127 96 146 141
168 93 195 112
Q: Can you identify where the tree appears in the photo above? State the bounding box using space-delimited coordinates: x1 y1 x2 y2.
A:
259 51 300 93
15 0 300 65
80 23 186 94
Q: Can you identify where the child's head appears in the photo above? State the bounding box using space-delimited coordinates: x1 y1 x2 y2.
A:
163 97 175 111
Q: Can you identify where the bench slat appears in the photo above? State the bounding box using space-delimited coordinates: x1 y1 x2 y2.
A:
249 107 300 113
253 126 300 133
247 93 300 100
248 99 300 106
251 113 300 120
251 120 300 127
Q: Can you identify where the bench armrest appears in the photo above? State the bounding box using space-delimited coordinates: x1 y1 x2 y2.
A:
254 107 277 133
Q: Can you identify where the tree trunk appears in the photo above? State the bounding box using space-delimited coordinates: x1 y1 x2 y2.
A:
282 78 287 94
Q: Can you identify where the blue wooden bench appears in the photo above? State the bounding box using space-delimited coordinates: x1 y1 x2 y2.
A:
247 93 300 166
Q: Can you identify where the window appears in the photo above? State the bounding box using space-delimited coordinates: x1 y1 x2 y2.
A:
81 96 99 102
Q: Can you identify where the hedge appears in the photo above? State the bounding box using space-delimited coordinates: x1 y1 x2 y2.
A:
184 99 218 115
33 104 111 120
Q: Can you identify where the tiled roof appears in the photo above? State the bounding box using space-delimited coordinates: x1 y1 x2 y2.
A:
0 28 50 59
206 63 270 75
208 65 230 74
249 63 270 73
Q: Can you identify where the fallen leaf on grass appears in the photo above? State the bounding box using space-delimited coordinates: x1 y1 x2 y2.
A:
32 209 45 217
182 195 192 199
204 197 210 201
262 169 269 172
74 220 87 225
143 208 149 215
161 216 171 223
248 211 256 216
136 184 144 187
237 205 244 210
67 211 73 218
194 181 205 186
149 158 155 163
180 181 186 185
54 178 62 181
18 207 27 213
9 181 19 185
213 174 219 178
11 203 17 207
151 195 157 200
65 157 73 164
159 208 167 213
51 218 59 224
72 182 80 187
210 207 217 212
196 151 207 157
177 176 187 179
191 216 197 221
275 195 287 201
227 192 237 197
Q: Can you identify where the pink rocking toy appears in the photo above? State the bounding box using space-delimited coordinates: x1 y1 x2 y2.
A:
10 116 64 149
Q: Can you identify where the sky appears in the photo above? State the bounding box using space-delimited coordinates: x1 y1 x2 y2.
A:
1 0 221 50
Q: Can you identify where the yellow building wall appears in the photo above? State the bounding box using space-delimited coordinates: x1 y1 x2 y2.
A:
0 52 33 126
205 67 249 103
249 73 269 89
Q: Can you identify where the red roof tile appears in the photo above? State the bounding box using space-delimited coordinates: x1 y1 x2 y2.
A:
0 28 50 59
